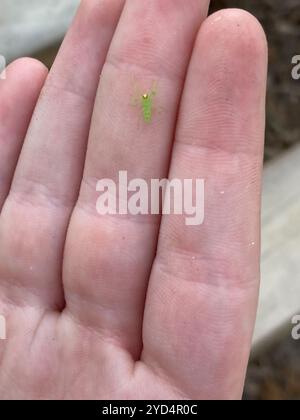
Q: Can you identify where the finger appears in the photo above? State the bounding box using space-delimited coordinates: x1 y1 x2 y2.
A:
0 58 47 210
142 9 268 399
64 0 210 357
0 0 125 309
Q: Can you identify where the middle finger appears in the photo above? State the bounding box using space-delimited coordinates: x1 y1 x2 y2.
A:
64 0 211 357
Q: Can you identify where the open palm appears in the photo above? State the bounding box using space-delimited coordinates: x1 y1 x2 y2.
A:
0 0 267 400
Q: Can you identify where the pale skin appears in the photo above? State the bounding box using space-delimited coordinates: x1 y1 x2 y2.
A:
0 0 267 400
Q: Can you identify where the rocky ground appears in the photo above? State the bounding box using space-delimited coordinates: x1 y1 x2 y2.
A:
244 336 300 400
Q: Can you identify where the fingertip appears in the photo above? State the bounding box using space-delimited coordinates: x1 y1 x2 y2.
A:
3 57 48 87
7 57 48 73
202 8 268 61
179 8 268 159
189 7 268 117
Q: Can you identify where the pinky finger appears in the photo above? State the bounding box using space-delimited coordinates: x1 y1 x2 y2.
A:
0 58 48 210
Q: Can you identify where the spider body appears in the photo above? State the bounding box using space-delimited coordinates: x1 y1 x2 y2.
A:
141 92 155 123
132 81 158 123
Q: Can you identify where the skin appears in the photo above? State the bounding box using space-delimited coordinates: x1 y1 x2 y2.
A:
0 0 267 400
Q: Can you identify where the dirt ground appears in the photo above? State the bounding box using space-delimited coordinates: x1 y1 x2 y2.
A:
244 336 300 400
34 0 300 400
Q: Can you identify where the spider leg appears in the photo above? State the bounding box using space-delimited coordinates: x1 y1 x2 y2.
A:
130 76 142 106
150 80 158 96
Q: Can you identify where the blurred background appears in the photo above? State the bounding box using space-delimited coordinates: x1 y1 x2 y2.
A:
0 0 299 400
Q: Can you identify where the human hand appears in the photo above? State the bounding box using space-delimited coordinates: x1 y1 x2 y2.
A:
0 0 267 400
